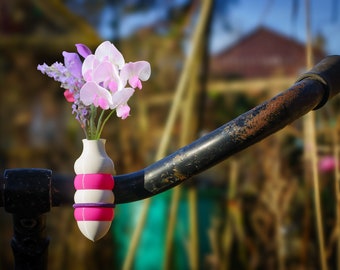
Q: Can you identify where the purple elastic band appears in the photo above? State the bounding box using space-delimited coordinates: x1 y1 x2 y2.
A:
73 203 116 209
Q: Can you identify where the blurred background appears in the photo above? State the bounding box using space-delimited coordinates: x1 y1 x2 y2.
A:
1 0 340 269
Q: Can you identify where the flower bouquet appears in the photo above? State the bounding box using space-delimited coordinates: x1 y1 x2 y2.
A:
38 41 151 241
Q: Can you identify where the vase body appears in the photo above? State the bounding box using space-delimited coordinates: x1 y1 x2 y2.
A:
73 139 115 241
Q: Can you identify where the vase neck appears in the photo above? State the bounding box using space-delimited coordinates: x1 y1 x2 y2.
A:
74 139 114 174
82 139 106 155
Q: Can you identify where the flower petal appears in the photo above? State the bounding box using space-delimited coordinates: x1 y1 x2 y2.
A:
116 105 130 119
134 61 151 81
80 81 112 108
62 52 82 78
96 97 110 110
82 54 96 81
92 62 114 84
92 62 122 91
120 61 151 88
110 87 135 109
129 76 142 89
64 89 75 102
76 43 92 58
95 41 125 69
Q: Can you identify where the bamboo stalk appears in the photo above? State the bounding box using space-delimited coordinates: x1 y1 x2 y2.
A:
221 160 239 270
333 124 340 270
305 112 328 270
275 169 285 270
164 38 201 270
303 1 327 269
122 199 151 270
156 0 212 158
164 1 212 269
188 188 199 270
164 186 182 270
122 1 213 269
184 44 201 270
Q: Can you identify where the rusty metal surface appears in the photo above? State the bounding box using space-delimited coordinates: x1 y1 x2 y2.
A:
115 56 340 203
114 79 326 203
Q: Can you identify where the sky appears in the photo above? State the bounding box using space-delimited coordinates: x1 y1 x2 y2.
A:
94 0 340 55
214 0 340 54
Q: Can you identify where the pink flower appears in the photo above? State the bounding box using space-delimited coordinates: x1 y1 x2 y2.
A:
82 41 124 81
92 61 122 92
120 61 151 90
80 81 135 115
79 41 150 119
38 40 151 139
319 156 337 172
94 41 125 68
64 89 75 102
111 88 135 119
117 105 130 119
80 82 112 110
75 43 92 58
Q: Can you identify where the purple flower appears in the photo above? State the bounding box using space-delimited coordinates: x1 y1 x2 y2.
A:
62 52 82 79
38 40 151 139
76 43 92 58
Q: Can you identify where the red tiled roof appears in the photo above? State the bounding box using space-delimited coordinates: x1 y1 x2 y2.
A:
210 26 325 79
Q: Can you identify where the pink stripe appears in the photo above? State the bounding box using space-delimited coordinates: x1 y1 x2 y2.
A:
74 207 114 221
74 174 114 190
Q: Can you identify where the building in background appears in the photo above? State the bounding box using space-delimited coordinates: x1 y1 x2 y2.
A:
209 26 325 79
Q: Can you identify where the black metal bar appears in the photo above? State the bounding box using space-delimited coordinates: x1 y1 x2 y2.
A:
1 55 338 206
114 78 324 203
3 169 52 270
50 173 75 207
2 56 340 207
10 214 49 270
113 55 340 203
0 176 3 207
33 55 340 205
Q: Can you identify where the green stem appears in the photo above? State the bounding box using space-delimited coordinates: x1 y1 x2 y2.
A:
96 109 115 139
88 105 97 139
95 109 106 139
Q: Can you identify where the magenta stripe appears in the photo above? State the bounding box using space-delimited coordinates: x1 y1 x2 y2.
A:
74 207 114 221
74 173 114 190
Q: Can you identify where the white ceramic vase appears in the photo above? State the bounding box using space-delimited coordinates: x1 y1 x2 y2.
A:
73 139 115 241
